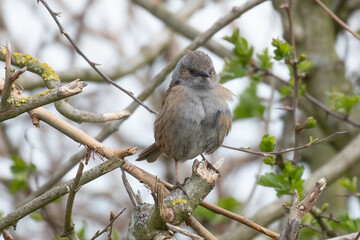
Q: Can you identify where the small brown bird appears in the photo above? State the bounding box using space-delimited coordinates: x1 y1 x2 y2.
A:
137 50 232 190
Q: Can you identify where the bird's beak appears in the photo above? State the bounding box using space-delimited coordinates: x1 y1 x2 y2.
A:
199 71 210 78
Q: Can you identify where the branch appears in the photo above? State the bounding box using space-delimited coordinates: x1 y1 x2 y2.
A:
90 208 126 240
126 159 221 240
314 0 360 41
279 178 327 240
222 130 348 157
0 156 128 231
0 79 87 122
267 71 360 127
1 42 14 109
63 160 85 240
166 223 204 240
326 232 360 240
220 133 360 239
131 0 233 59
0 45 60 89
37 0 157 114
54 99 130 123
21 0 203 90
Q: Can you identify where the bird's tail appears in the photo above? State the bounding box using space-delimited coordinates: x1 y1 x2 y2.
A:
136 143 161 163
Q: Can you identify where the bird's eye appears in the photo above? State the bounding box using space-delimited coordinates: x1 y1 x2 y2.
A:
189 68 195 74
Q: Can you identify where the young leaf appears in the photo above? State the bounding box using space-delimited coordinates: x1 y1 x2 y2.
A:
257 48 273 70
259 134 277 152
338 177 358 193
263 156 275 166
281 86 292 98
327 88 360 115
220 28 254 83
258 162 304 197
304 116 317 129
31 211 44 222
271 38 292 61
233 81 265 120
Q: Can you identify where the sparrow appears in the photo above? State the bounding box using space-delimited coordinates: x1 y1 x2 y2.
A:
137 50 232 191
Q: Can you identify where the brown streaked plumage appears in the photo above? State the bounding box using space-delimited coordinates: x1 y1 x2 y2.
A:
137 50 232 187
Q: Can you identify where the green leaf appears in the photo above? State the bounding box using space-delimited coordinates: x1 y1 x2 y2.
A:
263 156 275 166
309 136 319 145
271 38 292 61
298 60 314 75
233 81 265 120
257 48 273 70
31 211 44 222
280 86 292 98
259 134 277 152
112 229 120 240
8 155 36 194
304 116 317 129
321 203 329 212
298 52 307 62
327 88 360 115
338 177 358 193
331 212 360 233
258 162 304 197
8 179 27 194
194 197 241 224
220 58 250 82
77 222 87 240
217 197 242 213
220 29 254 83
194 205 217 222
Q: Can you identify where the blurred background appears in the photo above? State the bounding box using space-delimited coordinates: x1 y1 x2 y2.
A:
0 0 360 239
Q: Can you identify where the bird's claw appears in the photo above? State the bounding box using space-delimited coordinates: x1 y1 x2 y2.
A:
172 181 188 196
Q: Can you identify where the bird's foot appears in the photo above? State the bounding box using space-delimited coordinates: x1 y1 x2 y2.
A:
172 181 188 196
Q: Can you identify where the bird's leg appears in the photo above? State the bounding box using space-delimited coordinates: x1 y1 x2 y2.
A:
172 160 187 196
200 153 221 177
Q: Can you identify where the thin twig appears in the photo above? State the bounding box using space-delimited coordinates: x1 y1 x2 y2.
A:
314 0 360 41
166 223 204 240
200 201 280 239
2 230 14 240
121 170 141 207
267 71 360 127
1 42 13 109
310 207 337 237
222 130 347 156
131 0 232 59
185 216 216 240
90 208 126 240
281 1 301 165
63 160 85 238
37 0 157 115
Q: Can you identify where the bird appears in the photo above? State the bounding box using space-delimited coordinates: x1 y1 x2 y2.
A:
137 50 232 192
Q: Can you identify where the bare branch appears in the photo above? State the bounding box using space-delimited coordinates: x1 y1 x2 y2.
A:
267 71 360 128
90 208 126 240
131 0 232 58
222 130 348 156
1 42 14 109
314 0 360 41
279 178 327 240
0 156 126 231
166 223 204 240
0 79 87 122
54 99 130 123
37 0 157 114
63 160 85 239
